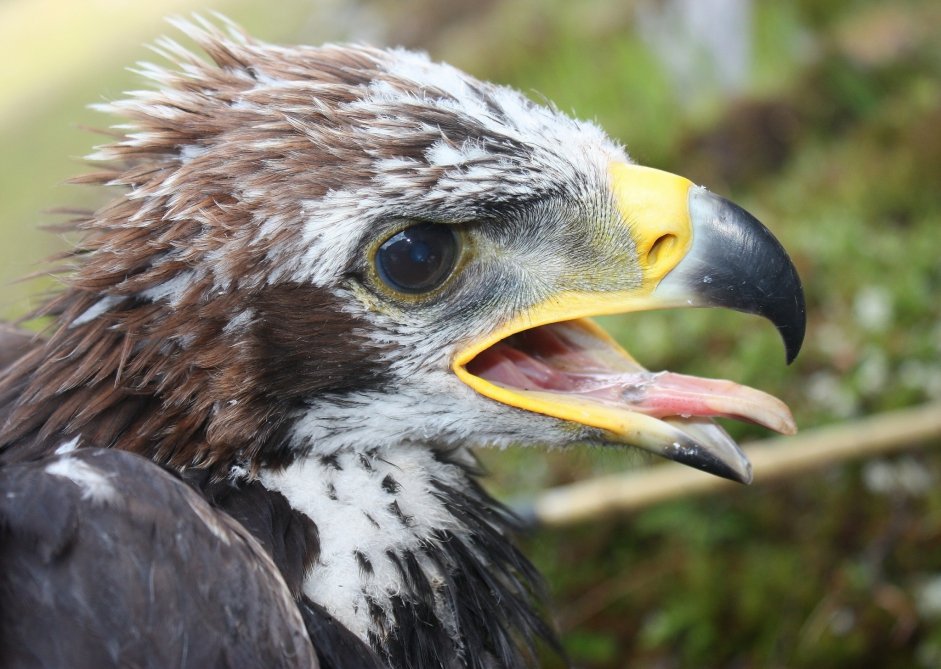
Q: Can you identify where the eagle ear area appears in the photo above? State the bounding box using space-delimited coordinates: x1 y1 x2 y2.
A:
368 222 465 299
247 285 395 403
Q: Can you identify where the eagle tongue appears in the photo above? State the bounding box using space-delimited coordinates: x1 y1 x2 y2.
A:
471 321 796 436
574 370 797 436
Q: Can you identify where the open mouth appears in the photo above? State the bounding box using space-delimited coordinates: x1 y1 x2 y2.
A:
454 318 796 483
451 164 805 483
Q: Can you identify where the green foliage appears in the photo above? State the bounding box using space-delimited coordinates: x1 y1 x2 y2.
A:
477 0 941 666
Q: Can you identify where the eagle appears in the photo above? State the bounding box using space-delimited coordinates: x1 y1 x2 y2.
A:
0 17 804 669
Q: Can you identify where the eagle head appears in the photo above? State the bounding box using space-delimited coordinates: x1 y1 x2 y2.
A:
1 17 803 483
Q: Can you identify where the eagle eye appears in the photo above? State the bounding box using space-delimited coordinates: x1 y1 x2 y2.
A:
374 223 459 294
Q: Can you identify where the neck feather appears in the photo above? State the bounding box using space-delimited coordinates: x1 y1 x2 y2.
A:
259 442 556 669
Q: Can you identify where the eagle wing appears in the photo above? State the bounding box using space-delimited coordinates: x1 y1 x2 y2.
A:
0 448 318 668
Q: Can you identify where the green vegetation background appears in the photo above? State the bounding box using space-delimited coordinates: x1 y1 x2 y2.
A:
1 0 939 666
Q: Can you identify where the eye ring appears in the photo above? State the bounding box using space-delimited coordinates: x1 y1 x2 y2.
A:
373 222 460 295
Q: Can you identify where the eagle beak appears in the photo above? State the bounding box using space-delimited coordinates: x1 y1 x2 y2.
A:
453 163 806 483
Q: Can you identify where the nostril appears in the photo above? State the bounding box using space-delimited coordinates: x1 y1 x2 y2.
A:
647 233 677 268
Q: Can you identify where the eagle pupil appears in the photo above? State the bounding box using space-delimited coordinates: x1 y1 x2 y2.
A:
375 223 458 294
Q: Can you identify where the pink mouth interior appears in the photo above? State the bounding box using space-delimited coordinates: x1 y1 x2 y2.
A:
465 321 796 435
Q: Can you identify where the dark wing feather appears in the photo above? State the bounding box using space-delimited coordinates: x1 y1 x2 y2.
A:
189 471 322 597
0 448 318 669
191 472 385 669
299 599 386 669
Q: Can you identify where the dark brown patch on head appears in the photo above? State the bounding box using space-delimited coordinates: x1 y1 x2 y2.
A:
0 283 391 476
249 284 389 406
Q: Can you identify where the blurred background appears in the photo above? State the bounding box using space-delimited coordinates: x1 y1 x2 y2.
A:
2 0 940 666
